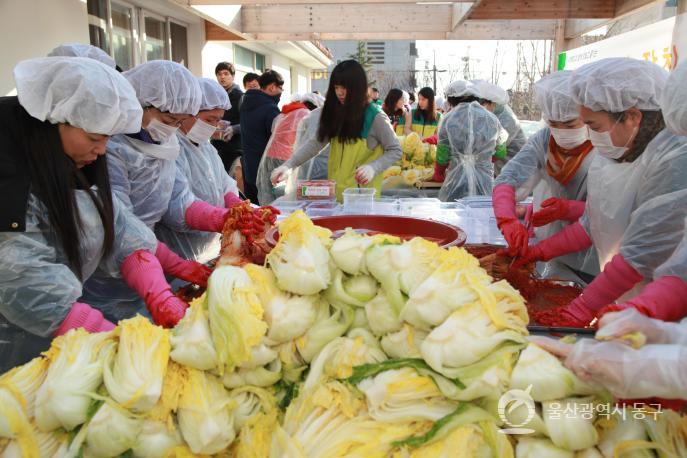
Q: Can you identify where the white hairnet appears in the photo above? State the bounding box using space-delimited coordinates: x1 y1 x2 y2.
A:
301 92 325 108
402 90 410 104
435 96 445 110
290 93 303 103
534 70 580 122
660 60 687 136
445 80 480 98
48 43 116 69
569 58 668 112
123 60 202 115
14 57 142 135
197 77 230 111
471 79 508 105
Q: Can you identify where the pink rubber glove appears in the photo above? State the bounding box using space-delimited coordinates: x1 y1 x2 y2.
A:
532 198 586 227
559 254 643 327
493 184 529 257
224 192 242 208
155 242 211 287
423 134 438 145
185 200 229 233
121 250 189 328
513 221 592 268
596 276 687 322
55 302 115 336
432 162 448 182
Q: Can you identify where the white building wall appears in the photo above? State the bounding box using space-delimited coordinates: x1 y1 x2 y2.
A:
0 0 89 96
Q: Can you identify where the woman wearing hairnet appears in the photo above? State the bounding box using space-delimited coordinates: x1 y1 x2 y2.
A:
256 92 323 204
48 43 116 69
516 58 687 327
493 71 599 279
270 60 401 201
155 78 240 263
435 80 506 199
0 58 187 371
594 61 687 322
82 61 246 321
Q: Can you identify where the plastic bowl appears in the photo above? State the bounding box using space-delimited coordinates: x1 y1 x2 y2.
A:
267 215 467 248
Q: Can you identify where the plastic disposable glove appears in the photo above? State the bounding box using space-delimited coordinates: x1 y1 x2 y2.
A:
597 276 687 322
560 255 643 326
121 250 189 328
532 198 586 227
54 302 116 336
185 200 229 233
513 221 592 268
422 134 438 145
432 162 448 182
224 192 242 208
530 336 687 400
155 242 211 287
355 165 375 185
270 165 290 185
596 308 687 346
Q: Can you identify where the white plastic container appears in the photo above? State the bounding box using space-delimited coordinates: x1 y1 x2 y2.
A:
342 188 376 214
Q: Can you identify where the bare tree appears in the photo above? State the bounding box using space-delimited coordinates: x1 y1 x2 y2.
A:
509 40 551 120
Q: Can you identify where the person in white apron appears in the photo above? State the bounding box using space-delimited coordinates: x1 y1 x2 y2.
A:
82 60 209 322
156 77 240 263
594 61 687 322
0 58 188 371
493 71 599 280
515 58 687 327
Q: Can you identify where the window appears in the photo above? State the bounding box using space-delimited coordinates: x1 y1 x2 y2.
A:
234 45 266 72
87 0 109 53
143 14 166 62
367 42 385 65
170 21 188 66
86 0 189 70
111 2 135 70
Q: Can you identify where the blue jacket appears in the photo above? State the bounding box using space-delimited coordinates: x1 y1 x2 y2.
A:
239 89 280 183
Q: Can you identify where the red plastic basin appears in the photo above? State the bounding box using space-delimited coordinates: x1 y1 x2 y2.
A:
268 215 466 248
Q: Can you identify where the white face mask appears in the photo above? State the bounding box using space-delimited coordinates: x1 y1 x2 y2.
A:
549 125 589 150
588 118 636 160
146 118 179 143
185 118 217 144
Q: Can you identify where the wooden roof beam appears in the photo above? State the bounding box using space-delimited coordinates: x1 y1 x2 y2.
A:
468 0 616 20
241 3 453 34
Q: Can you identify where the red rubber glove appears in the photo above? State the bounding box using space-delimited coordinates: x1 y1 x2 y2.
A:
432 162 448 183
55 302 115 336
532 198 586 227
559 254 644 327
224 192 242 208
185 200 229 233
597 276 687 322
513 221 592 268
492 184 529 257
121 250 189 328
155 242 211 287
423 134 438 145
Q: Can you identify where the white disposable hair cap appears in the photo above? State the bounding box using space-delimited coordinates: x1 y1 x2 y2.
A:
534 71 580 122
123 60 202 115
48 43 116 69
197 77 230 111
14 57 142 135
660 60 687 136
471 79 509 105
445 80 481 98
569 57 668 112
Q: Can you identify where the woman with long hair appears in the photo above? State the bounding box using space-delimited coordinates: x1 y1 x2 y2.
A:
396 87 441 138
382 88 410 133
515 58 687 328
270 60 401 200
0 57 188 371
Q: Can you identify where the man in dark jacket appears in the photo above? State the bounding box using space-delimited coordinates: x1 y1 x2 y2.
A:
240 69 283 204
212 62 244 173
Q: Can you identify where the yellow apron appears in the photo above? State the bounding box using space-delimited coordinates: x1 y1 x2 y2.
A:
328 137 384 202
396 110 441 137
